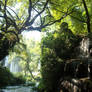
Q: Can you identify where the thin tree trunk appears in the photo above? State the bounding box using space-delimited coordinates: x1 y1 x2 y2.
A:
26 60 36 80
82 0 90 33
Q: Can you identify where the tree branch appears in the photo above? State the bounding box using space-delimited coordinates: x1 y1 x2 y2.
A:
28 0 49 26
24 0 32 25
24 11 73 31
32 0 39 7
20 0 49 33
82 0 90 33
4 0 8 31
70 15 86 23
32 7 43 26
7 6 20 20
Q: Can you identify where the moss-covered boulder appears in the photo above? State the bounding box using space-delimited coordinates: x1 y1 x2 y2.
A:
0 65 25 88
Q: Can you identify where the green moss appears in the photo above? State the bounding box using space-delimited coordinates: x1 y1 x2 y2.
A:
0 65 25 88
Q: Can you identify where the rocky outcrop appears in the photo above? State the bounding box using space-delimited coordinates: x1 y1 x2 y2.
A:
59 78 92 92
58 37 92 92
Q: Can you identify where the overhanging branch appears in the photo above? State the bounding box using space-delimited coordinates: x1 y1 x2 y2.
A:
28 0 49 26
24 0 32 26
4 0 8 31
24 11 73 31
20 0 50 33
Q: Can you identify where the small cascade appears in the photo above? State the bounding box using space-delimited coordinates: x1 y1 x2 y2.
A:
4 56 22 73
63 37 92 78
79 37 91 78
79 37 90 58
4 56 9 67
10 58 22 73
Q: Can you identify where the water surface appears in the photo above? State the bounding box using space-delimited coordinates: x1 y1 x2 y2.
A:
0 86 37 92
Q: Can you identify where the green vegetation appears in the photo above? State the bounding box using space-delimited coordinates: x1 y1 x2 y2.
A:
39 22 81 92
0 0 92 92
38 0 92 91
8 37 41 81
0 65 25 88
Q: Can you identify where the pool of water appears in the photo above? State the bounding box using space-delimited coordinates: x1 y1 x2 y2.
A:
0 86 37 92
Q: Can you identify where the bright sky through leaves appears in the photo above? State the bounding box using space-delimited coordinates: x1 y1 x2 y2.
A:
22 31 41 41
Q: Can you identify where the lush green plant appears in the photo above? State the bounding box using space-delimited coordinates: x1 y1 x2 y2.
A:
40 23 83 92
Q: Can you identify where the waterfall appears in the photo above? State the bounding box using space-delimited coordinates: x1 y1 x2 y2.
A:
4 56 9 67
10 58 21 73
79 37 91 78
79 37 89 58
4 56 22 73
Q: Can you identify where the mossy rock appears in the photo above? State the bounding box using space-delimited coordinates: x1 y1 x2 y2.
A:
0 65 25 88
0 66 14 87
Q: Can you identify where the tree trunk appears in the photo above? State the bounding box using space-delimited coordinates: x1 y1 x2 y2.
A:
26 60 36 80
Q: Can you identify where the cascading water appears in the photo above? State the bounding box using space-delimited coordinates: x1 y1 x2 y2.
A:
79 37 89 58
4 56 9 67
4 56 22 73
79 37 91 78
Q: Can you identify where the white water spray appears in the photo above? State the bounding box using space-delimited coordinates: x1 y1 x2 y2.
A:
4 56 22 73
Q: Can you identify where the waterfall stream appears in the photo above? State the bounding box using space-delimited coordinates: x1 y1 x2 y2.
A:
79 37 89 58
79 37 90 78
4 56 22 73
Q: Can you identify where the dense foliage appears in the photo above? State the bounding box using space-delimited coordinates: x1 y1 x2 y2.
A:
0 0 92 91
39 0 92 91
40 22 81 92
0 0 92 60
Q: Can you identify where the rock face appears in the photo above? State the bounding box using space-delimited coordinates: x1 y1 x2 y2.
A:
58 60 92 92
59 78 92 92
64 59 88 78
58 37 92 92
